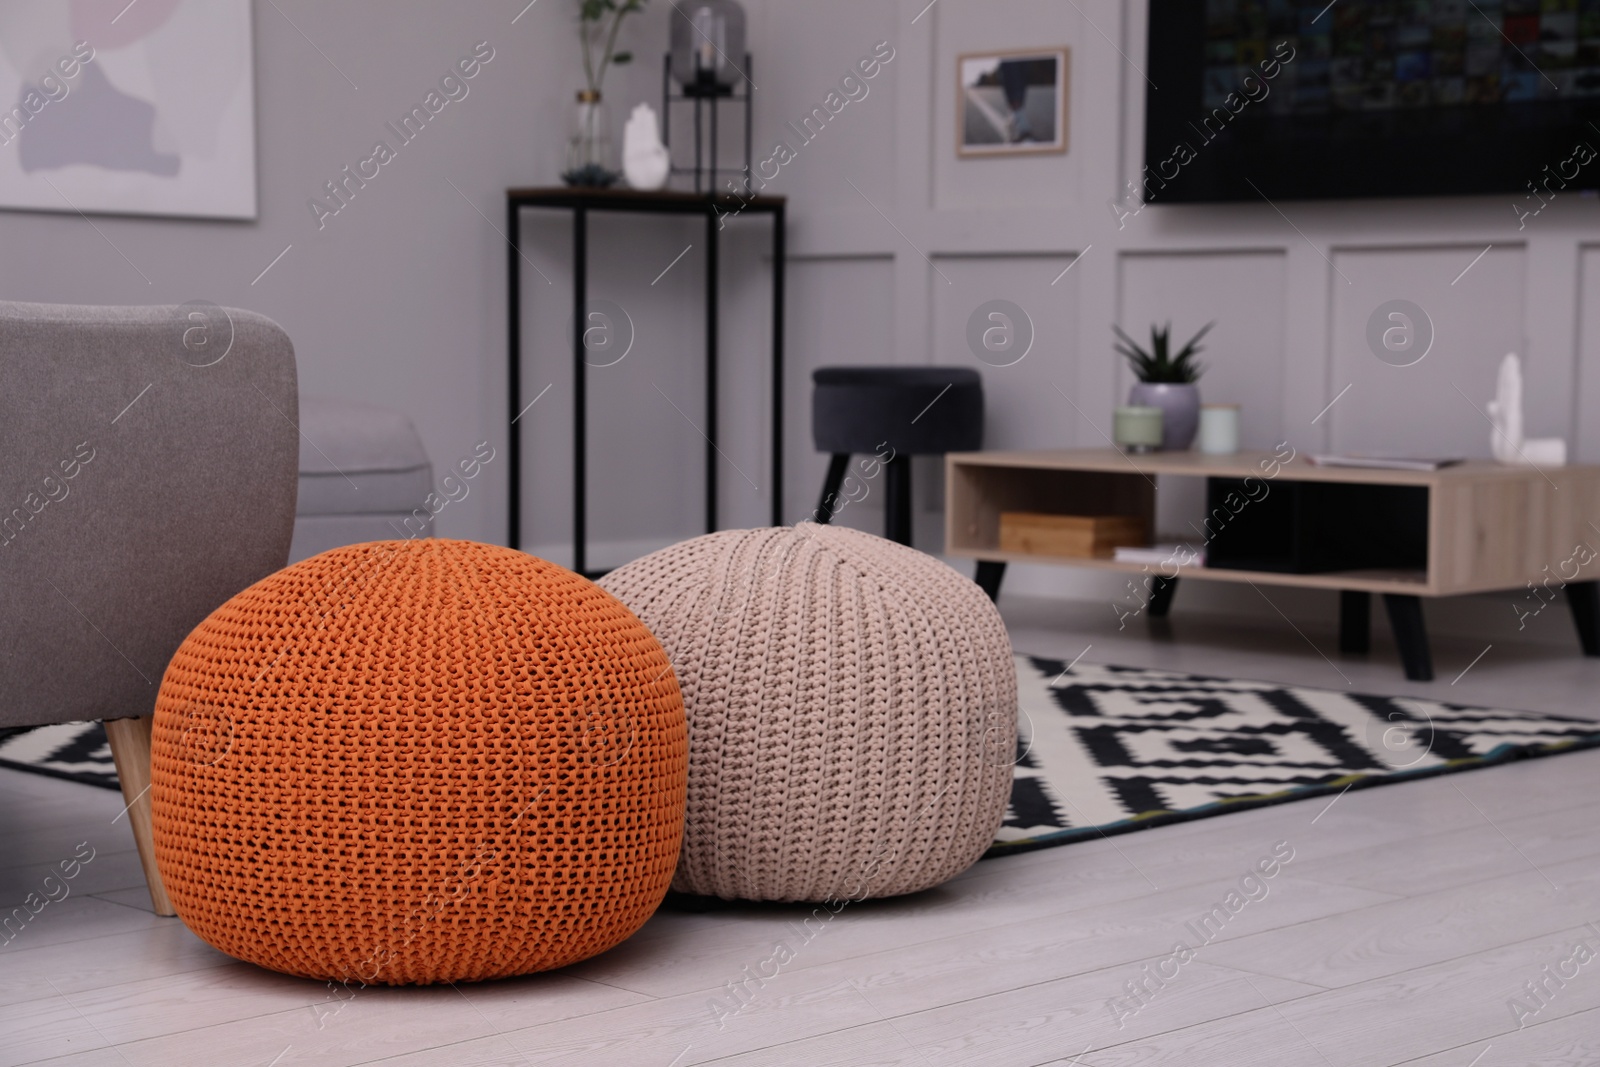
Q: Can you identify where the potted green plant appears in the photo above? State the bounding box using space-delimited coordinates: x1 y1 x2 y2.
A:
565 0 647 187
1113 321 1213 451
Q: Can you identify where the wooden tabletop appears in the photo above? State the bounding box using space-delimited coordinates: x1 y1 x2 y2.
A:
947 448 1592 486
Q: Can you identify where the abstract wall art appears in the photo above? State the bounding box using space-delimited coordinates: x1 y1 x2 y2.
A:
0 0 256 219
958 47 1068 158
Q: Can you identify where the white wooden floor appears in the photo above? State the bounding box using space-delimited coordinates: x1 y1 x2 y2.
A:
5 596 1600 1067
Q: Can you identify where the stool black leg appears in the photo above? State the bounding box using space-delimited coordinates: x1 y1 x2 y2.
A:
1340 590 1371 654
814 453 849 524
1383 594 1434 681
975 560 1006 602
1567 580 1600 656
883 453 912 546
1149 576 1179 618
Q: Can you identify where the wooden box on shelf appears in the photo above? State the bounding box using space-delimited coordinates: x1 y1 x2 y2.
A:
997 511 1149 559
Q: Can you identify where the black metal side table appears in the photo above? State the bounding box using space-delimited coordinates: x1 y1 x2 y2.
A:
505 187 786 575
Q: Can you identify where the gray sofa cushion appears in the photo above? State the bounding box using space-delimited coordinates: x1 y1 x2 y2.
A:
296 396 432 516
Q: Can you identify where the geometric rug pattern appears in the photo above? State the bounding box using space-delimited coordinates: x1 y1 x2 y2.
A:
0 721 118 790
994 654 1600 855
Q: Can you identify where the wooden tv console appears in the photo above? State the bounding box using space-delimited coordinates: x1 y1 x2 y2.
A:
945 448 1600 681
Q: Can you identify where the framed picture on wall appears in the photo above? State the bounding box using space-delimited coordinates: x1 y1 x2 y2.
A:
957 48 1068 157
0 0 256 220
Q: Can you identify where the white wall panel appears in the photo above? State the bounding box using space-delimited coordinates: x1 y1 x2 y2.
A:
1327 245 1527 459
930 253 1081 450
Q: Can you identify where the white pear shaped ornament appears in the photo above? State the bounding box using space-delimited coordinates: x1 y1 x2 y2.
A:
1486 353 1524 464
623 104 671 191
1487 353 1566 467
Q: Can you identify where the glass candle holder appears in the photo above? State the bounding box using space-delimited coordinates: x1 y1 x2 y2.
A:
1198 404 1240 454
1113 406 1163 453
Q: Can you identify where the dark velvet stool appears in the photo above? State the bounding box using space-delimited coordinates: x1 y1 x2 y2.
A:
811 366 984 546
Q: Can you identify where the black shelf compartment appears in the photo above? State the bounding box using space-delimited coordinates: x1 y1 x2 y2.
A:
1203 478 1428 575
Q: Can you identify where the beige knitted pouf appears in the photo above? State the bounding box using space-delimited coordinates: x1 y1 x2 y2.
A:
598 523 1016 902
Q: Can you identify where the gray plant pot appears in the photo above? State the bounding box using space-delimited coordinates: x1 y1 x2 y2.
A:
1127 382 1200 451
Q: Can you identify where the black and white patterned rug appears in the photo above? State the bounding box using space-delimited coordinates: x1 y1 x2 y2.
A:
6 656 1600 856
995 655 1600 854
0 722 118 789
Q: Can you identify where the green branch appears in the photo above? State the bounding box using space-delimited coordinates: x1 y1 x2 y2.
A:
579 0 644 96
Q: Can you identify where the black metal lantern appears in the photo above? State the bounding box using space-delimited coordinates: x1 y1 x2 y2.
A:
669 0 746 97
662 0 751 193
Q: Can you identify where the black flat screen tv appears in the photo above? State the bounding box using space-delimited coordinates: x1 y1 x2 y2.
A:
1143 0 1600 204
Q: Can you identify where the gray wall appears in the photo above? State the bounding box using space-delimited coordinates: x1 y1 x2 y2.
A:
7 0 1600 630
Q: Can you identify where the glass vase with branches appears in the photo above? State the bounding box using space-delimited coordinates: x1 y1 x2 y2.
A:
565 0 647 185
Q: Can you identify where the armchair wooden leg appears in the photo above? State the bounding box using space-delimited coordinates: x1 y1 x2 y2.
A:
103 716 176 917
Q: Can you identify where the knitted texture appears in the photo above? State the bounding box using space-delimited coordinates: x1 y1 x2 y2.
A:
149 539 688 985
598 524 1016 902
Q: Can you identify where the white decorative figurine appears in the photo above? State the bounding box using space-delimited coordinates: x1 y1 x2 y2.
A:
1487 353 1566 467
622 103 670 191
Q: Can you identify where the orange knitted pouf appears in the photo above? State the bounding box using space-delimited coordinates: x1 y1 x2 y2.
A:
149 539 687 985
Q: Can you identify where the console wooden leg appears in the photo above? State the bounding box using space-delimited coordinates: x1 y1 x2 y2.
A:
1149 576 1179 618
1340 590 1371 654
1382 594 1434 682
1568 580 1600 656
974 560 1006 602
103 716 176 917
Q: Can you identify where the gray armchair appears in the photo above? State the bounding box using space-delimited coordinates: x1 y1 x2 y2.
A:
0 300 298 916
